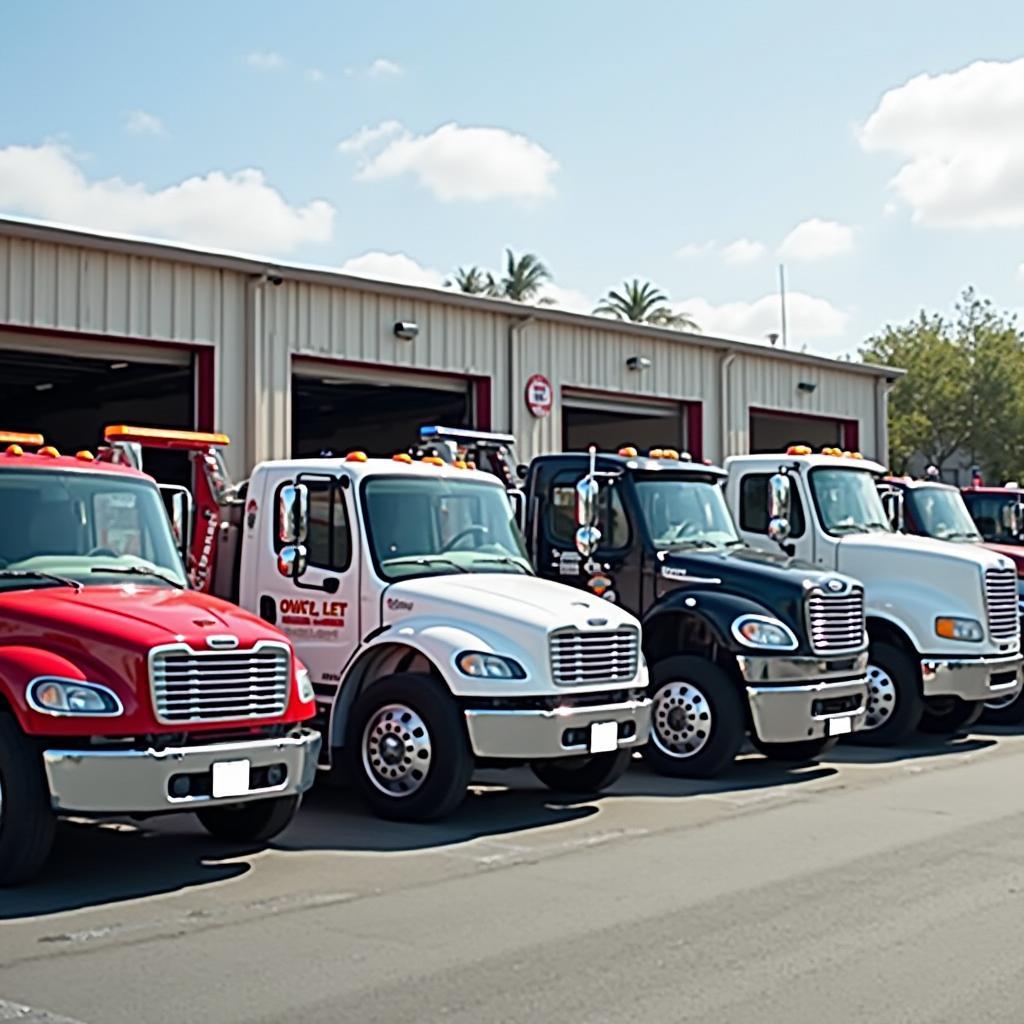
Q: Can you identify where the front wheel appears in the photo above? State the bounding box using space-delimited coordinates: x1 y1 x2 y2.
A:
981 687 1024 726
344 673 473 822
531 749 632 794
919 697 984 735
751 736 838 763
850 642 923 745
0 713 56 886
642 655 745 778
196 795 301 843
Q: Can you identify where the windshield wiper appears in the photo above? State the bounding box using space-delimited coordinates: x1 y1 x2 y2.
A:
381 556 469 574
829 524 870 535
667 538 719 550
89 565 185 589
471 555 532 573
0 568 83 592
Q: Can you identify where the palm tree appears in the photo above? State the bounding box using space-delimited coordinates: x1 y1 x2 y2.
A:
594 278 699 331
445 265 494 295
492 249 554 304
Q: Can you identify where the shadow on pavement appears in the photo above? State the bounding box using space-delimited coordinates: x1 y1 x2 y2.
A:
0 819 256 922
825 732 997 765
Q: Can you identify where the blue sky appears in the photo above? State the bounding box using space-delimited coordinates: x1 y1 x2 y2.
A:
2 0 1023 356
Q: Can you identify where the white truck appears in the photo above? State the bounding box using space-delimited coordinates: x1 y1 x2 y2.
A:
104 427 653 820
724 447 1023 742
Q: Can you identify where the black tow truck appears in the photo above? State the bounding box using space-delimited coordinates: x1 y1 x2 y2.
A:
415 427 870 777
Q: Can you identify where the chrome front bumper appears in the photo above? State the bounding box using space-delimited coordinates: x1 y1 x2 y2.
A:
42 729 321 814
464 698 652 760
921 652 1023 702
737 652 869 743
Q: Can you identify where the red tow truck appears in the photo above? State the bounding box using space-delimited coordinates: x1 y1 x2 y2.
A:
0 429 320 886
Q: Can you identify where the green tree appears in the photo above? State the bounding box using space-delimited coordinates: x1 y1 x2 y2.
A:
594 278 699 331
491 249 554 303
445 266 493 295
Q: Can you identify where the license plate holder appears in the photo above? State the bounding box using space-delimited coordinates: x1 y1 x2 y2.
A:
212 759 251 798
589 721 619 753
827 716 853 737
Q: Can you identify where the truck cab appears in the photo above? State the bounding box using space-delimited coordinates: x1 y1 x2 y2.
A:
114 428 653 821
416 430 870 777
0 429 320 886
961 485 1024 577
725 448 1023 742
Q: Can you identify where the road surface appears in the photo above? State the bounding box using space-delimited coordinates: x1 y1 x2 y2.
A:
3 727 1024 1023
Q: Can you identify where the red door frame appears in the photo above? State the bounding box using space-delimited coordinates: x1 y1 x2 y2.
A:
747 405 859 452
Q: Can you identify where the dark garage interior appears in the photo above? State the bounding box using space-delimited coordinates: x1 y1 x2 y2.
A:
749 410 851 454
292 375 472 459
563 404 686 455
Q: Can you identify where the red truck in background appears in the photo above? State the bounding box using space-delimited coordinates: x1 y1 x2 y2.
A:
960 485 1024 577
0 429 320 886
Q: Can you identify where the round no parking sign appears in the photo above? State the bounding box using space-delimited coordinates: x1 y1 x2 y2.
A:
525 374 553 418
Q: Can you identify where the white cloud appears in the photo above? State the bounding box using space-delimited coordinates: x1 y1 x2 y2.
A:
306 68 325 83
1018 262 1024 280
123 110 165 136
246 51 285 71
778 218 855 261
0 143 333 254
340 251 445 289
675 241 715 259
676 291 850 351
860 57 1024 228
722 238 766 265
338 121 558 201
368 58 403 77
537 283 591 313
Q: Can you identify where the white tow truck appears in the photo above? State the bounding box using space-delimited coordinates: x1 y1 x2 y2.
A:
724 447 1023 742
105 427 653 820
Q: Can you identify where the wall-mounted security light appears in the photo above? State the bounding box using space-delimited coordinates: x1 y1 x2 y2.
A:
626 356 652 371
394 321 419 340
797 381 817 393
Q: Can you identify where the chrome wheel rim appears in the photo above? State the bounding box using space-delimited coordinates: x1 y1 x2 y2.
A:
651 681 712 758
362 703 432 797
863 663 897 730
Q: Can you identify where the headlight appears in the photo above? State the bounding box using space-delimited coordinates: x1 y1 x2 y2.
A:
456 652 527 679
27 677 123 717
935 617 984 642
295 663 315 703
731 615 798 650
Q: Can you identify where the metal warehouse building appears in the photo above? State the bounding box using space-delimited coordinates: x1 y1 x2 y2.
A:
0 217 902 478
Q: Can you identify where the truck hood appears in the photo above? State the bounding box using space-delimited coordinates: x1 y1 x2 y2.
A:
0 584 287 653
835 531 1015 575
384 572 639 634
661 544 837 590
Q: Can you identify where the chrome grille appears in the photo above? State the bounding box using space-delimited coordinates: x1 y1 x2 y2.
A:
807 586 865 655
549 628 640 686
985 567 1020 642
150 642 291 724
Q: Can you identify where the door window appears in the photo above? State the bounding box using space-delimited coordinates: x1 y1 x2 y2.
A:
276 478 351 572
739 473 806 537
547 474 630 550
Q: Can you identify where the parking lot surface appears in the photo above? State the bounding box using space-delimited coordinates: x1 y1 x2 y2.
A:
3 729 1024 1023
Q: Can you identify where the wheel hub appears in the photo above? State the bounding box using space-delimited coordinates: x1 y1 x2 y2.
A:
863 663 897 730
651 680 712 758
362 703 432 797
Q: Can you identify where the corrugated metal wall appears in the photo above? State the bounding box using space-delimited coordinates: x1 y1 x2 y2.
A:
0 230 889 474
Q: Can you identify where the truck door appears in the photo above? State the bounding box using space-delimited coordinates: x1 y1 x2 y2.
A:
733 470 816 563
535 469 641 615
259 473 362 695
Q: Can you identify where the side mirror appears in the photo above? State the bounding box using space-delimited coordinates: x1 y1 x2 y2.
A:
159 484 193 564
278 483 309 546
277 544 308 580
575 475 600 529
880 488 905 532
507 488 527 533
575 524 602 557
1001 501 1024 537
767 472 792 544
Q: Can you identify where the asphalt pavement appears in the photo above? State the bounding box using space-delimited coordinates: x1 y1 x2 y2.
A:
3 727 1024 1023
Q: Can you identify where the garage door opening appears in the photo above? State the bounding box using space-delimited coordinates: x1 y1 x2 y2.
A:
749 409 858 454
563 395 689 455
0 345 196 484
292 372 473 459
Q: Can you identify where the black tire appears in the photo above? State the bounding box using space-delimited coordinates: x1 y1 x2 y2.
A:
850 642 924 745
981 687 1024 726
642 655 745 778
196 795 301 843
0 713 56 886
919 697 984 735
531 748 632 794
751 736 838 763
344 673 473 822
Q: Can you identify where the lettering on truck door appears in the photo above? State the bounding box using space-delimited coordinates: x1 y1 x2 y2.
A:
265 475 361 695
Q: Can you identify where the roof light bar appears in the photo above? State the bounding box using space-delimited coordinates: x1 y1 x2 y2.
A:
104 425 230 451
0 431 45 447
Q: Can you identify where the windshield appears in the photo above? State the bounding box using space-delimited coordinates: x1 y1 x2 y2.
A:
963 493 1024 544
810 468 892 535
0 469 187 593
906 486 981 541
362 475 532 580
635 477 741 550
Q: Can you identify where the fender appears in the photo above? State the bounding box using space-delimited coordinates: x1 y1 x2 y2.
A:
0 646 91 731
863 580 935 655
